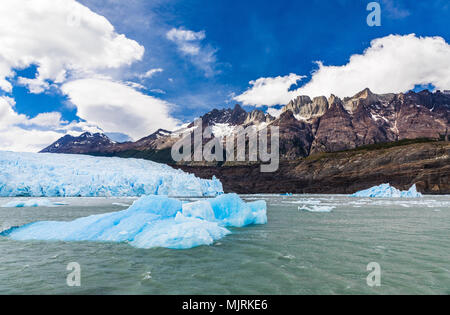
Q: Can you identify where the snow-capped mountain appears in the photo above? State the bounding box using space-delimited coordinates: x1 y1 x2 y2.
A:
41 88 449 160
41 132 116 154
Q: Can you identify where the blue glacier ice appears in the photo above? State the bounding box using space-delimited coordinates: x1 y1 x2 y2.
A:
3 194 267 249
0 151 223 197
351 184 423 198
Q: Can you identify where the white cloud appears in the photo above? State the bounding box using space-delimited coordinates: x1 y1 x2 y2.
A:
150 89 166 94
0 127 64 153
0 0 145 93
266 107 283 118
124 81 147 90
0 0 185 152
137 68 164 79
235 34 450 106
62 78 181 140
234 74 305 107
166 27 218 77
16 77 51 94
0 97 26 126
25 112 68 128
167 28 206 42
0 96 102 152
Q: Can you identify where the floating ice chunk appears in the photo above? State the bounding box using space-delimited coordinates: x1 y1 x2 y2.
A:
351 184 423 198
1 199 60 208
3 194 267 249
0 151 223 197
285 199 321 205
112 202 131 207
207 194 268 226
298 205 335 212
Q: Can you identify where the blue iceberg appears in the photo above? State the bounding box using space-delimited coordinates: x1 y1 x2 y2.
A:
2 194 267 249
0 151 223 197
351 184 423 198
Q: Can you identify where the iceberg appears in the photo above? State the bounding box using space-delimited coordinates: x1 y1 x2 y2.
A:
2 193 267 249
351 184 423 198
1 199 60 208
0 151 223 197
298 205 335 212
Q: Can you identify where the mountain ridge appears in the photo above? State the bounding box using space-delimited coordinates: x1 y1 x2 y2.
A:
41 88 450 159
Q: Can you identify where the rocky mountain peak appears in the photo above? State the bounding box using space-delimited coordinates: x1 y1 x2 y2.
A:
342 88 382 113
244 109 275 125
328 94 343 107
283 95 329 121
40 132 114 154
194 104 248 127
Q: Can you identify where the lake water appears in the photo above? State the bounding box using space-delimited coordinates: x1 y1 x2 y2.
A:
0 195 449 294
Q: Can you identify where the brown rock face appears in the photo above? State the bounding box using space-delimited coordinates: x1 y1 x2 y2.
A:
310 96 358 153
271 111 313 158
305 89 448 155
283 95 329 120
175 141 450 194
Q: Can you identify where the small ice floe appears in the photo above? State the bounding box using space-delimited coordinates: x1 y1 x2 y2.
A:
142 272 152 280
285 199 321 205
351 184 423 198
112 202 131 207
279 254 296 260
1 199 63 208
298 205 335 213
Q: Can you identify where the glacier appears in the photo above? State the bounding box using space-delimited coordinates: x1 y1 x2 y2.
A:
2 194 267 249
0 151 223 197
351 184 423 198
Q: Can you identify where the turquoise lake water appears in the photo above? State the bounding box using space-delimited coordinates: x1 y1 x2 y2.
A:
0 194 449 294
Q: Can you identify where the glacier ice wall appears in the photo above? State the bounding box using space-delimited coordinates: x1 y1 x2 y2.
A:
351 184 423 198
3 194 267 249
0 151 223 197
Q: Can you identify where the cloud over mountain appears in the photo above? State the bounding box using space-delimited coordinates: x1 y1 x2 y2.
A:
62 78 180 140
0 0 179 151
235 34 450 106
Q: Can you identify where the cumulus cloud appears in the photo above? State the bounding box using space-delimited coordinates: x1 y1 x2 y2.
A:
62 78 181 140
166 27 218 77
235 34 450 106
234 74 305 107
0 96 102 152
266 107 284 118
0 0 182 151
0 0 144 93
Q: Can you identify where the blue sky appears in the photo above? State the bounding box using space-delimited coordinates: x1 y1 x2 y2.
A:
0 0 449 151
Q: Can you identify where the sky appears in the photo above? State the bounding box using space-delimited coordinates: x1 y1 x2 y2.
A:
0 0 449 152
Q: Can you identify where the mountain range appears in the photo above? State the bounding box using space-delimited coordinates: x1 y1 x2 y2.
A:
40 88 450 194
